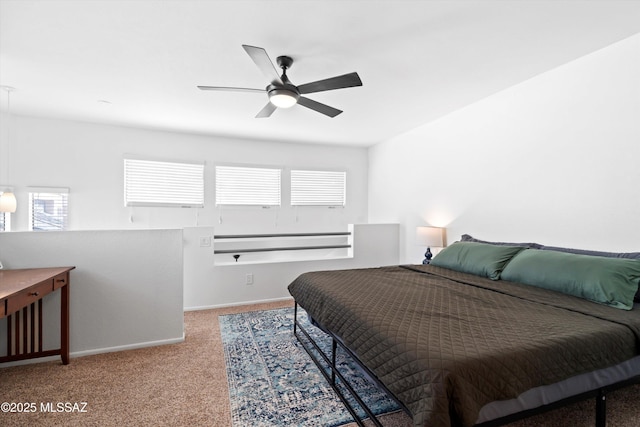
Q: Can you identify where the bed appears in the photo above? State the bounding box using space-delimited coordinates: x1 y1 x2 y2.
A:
287 236 640 427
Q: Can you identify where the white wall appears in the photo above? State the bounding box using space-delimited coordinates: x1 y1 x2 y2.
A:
0 111 381 360
0 115 368 233
0 101 393 362
369 34 640 263
0 229 184 362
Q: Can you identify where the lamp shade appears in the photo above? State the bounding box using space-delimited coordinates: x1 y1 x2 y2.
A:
416 226 443 247
0 191 17 213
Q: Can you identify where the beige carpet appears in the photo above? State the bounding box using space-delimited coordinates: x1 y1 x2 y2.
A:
0 300 638 426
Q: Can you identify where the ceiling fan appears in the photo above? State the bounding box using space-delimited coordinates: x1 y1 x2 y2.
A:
198 45 363 118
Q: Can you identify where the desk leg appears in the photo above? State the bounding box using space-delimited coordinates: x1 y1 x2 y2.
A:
61 284 70 365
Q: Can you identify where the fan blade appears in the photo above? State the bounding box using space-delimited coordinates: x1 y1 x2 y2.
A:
197 86 265 94
256 102 277 118
242 45 283 85
297 72 362 94
297 97 342 118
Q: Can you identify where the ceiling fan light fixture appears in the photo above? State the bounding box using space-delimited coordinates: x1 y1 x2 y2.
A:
268 88 299 108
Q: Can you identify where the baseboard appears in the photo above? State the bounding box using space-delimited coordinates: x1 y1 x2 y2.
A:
184 296 293 312
1 334 187 368
71 335 186 358
0 355 61 368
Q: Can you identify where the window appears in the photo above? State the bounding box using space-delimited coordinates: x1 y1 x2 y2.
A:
29 188 69 231
124 157 204 207
291 170 346 206
215 165 281 206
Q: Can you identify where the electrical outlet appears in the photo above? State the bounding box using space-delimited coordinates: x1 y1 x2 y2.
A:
246 273 254 285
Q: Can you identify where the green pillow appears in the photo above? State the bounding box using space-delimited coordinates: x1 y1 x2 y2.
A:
430 241 525 280
501 249 640 310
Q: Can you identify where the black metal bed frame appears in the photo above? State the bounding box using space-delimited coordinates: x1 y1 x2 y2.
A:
293 302 409 427
293 302 640 427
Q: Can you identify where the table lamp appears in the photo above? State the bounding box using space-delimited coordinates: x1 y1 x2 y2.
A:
416 226 444 264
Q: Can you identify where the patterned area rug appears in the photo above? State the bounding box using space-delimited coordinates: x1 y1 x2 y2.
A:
219 307 401 426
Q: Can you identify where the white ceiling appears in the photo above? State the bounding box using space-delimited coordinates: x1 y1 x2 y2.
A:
1 0 639 147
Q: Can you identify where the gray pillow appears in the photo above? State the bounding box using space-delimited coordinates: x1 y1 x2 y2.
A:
540 245 640 260
461 234 542 249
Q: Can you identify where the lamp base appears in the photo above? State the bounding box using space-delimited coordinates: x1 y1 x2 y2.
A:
422 247 433 265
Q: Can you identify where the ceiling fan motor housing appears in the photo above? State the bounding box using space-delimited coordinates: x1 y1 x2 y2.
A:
266 56 300 108
267 84 299 108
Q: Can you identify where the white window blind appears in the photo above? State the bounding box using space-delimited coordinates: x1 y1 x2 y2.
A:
215 165 281 206
28 187 69 231
124 158 204 207
291 170 346 206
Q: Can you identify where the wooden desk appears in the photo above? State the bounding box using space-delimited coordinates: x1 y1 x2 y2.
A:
0 267 75 365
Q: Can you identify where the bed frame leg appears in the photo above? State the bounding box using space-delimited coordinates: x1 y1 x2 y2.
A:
331 338 337 385
595 390 606 427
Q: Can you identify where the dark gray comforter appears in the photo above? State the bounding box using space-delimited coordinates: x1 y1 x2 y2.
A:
287 264 640 427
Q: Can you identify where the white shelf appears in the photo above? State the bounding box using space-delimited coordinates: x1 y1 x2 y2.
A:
213 230 353 266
